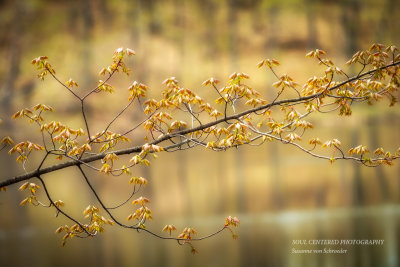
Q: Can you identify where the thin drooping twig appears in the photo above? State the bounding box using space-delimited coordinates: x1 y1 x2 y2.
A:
82 59 122 100
81 100 92 142
46 67 82 100
101 98 136 136
36 175 92 237
105 184 138 210
77 165 229 241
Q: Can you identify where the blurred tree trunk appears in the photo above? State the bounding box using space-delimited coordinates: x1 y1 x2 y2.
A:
342 0 390 205
351 131 364 206
376 0 398 43
1 0 21 198
0 2 36 266
128 0 155 224
262 2 284 210
340 0 361 56
0 9 20 120
98 0 111 25
0 47 18 122
127 0 160 257
129 0 141 46
129 0 148 82
264 2 280 50
201 0 225 214
341 0 365 206
171 0 192 218
79 2 105 266
140 0 162 35
80 0 95 90
202 0 218 59
225 2 252 267
226 0 247 214
351 128 367 266
227 0 238 67
305 0 318 49
368 116 389 202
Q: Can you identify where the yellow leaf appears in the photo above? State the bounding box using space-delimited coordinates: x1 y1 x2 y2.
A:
126 48 136 56
20 198 28 206
1 136 14 145
19 182 29 191
132 196 150 206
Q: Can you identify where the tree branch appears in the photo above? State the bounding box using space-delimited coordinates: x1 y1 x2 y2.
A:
1 60 399 188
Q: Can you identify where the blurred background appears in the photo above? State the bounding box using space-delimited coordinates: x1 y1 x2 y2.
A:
0 0 399 266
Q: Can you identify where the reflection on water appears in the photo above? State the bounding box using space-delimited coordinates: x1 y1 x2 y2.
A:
1 204 399 267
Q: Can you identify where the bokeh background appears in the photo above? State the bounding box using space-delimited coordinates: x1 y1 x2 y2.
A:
0 0 400 266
